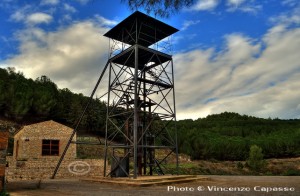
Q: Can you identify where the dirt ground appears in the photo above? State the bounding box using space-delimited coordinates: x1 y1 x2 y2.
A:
5 175 300 196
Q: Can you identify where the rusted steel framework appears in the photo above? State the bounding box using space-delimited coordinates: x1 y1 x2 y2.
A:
103 11 178 178
52 11 178 179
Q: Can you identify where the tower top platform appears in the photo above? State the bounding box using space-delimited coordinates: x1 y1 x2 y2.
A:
104 11 178 47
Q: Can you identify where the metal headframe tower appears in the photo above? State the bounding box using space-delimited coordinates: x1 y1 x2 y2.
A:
103 11 179 178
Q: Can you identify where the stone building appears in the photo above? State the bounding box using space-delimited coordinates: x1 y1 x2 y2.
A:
6 120 104 180
13 120 76 161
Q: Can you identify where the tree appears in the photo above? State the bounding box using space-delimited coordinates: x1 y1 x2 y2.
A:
246 145 266 172
32 76 58 118
5 70 34 120
0 68 9 114
85 98 106 133
121 0 194 17
51 88 73 122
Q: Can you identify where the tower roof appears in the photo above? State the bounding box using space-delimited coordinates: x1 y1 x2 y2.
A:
104 11 178 47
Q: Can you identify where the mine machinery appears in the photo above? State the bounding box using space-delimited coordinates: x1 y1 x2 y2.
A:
53 11 178 179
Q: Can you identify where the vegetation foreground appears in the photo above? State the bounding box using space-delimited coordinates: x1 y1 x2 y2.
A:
175 156 300 176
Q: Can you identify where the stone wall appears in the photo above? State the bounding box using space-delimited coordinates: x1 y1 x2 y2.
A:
14 120 76 160
6 156 105 180
6 121 106 181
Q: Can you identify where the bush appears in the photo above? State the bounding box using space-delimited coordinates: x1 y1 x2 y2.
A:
0 190 9 196
236 162 244 170
246 145 266 172
284 169 300 176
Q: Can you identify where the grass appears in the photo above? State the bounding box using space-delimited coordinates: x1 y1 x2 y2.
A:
76 136 105 159
170 157 300 176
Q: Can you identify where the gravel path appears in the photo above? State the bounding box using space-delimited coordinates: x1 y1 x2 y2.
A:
6 175 300 196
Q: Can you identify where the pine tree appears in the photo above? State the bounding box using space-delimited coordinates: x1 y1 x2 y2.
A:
246 145 266 172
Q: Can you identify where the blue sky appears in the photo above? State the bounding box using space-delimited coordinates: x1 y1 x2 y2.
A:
1 0 300 119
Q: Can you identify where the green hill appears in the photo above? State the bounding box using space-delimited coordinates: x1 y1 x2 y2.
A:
0 67 106 135
1 67 300 161
173 112 300 161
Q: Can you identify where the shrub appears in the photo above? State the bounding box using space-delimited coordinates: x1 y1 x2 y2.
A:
284 169 300 176
246 145 266 172
236 162 244 170
0 190 10 196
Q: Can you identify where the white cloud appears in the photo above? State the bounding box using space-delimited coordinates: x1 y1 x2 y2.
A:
0 0 14 10
219 33 260 66
189 0 262 14
174 24 300 119
269 5 300 26
181 20 201 31
75 0 90 5
2 17 112 95
226 1 262 14
10 7 53 25
64 3 76 13
2 6 300 120
10 11 25 22
61 14 72 22
26 12 53 25
10 5 31 22
282 0 299 7
95 15 118 26
206 73 300 119
190 0 219 11
270 14 300 26
227 0 245 7
238 4 262 14
41 0 59 5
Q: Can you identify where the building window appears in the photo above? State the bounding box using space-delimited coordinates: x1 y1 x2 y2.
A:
42 140 59 156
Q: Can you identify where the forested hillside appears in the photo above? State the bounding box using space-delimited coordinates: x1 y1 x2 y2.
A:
173 112 300 161
1 67 300 161
0 67 106 133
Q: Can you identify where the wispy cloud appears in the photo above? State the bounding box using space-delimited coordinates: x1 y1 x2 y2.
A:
10 5 53 26
281 0 299 7
64 3 77 13
226 0 262 14
190 0 219 11
26 12 53 25
0 0 14 10
238 4 262 14
270 14 300 27
95 15 118 27
189 0 262 14
269 4 300 26
41 0 59 6
10 5 31 22
75 0 90 5
174 22 300 119
227 0 245 7
181 20 201 31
